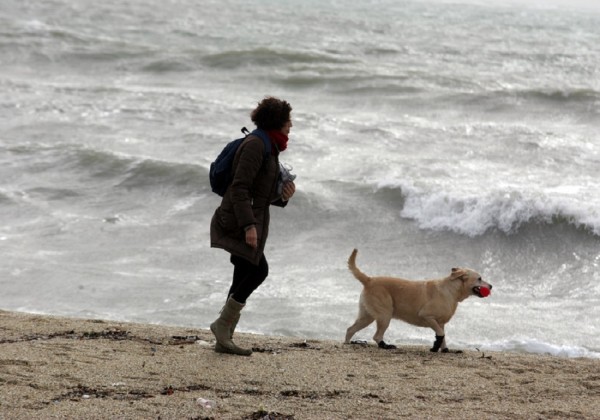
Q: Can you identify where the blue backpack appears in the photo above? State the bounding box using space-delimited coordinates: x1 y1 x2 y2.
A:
209 127 271 196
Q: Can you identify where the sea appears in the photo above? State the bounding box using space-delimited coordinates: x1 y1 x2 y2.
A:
1 0 599 359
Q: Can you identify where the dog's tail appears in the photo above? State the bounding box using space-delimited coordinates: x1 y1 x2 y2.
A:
348 249 371 286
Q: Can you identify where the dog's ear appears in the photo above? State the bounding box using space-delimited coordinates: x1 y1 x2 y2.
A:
450 267 467 280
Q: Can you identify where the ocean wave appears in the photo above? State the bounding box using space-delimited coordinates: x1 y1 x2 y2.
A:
25 187 81 201
461 87 600 115
60 49 151 65
201 47 350 70
274 73 425 94
116 158 205 192
374 180 600 237
3 143 209 194
501 87 600 106
140 58 195 73
2 18 89 44
63 147 208 193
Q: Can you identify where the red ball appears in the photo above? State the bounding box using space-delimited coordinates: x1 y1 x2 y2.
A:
480 287 491 297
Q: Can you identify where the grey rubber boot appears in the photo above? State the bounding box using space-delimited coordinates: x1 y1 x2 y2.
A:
214 312 240 353
210 297 252 356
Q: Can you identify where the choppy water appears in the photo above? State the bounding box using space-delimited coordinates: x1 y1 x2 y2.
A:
1 0 599 358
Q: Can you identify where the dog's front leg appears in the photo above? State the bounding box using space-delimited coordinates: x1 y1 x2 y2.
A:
422 318 448 352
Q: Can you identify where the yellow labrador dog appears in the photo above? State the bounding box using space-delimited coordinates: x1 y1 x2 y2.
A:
345 249 492 352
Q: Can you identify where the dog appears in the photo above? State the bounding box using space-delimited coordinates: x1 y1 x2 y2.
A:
345 249 492 352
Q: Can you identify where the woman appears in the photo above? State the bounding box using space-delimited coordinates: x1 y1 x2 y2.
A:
210 96 296 356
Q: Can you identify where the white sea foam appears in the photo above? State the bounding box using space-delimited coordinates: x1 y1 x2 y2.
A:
479 338 600 359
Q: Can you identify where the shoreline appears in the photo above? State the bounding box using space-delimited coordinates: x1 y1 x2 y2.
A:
1 310 598 419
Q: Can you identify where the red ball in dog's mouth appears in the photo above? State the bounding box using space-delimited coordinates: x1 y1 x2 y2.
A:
474 286 491 298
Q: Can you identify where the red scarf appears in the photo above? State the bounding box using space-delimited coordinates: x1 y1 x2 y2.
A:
267 130 288 154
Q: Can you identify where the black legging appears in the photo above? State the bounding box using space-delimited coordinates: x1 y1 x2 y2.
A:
227 254 269 304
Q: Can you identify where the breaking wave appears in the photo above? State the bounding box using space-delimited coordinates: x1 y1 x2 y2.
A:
379 181 599 237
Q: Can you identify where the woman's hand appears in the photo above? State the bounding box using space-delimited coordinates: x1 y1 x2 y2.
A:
245 226 258 249
282 181 296 201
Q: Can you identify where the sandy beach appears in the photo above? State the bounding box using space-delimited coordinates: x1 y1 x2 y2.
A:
0 310 598 419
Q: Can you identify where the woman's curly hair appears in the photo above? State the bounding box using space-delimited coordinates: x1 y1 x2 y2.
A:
250 96 292 130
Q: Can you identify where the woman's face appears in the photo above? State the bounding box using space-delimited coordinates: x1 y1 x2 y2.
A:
280 117 292 136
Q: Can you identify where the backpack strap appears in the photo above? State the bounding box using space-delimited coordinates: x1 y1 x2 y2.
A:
240 126 271 160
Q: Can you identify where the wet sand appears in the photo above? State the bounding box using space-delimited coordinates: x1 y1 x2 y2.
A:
0 310 598 419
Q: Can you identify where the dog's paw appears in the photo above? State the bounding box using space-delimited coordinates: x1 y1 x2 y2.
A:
378 341 397 350
430 335 445 352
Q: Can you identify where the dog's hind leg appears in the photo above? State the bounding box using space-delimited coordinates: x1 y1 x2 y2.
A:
345 307 374 344
373 317 396 349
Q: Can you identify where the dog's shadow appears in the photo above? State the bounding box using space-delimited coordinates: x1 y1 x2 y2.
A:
347 340 464 354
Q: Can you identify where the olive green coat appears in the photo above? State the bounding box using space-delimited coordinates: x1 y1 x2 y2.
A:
210 135 285 265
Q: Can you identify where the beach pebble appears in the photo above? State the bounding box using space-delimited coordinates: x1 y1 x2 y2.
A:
196 398 216 409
